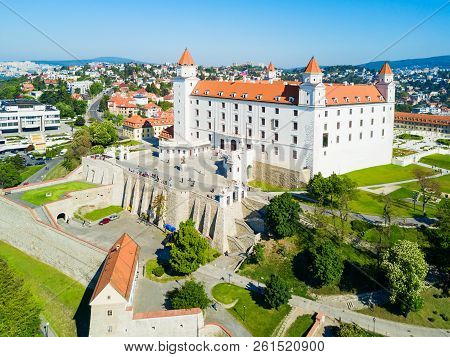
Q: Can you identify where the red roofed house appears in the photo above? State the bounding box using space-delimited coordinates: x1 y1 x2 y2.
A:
159 49 396 187
395 112 449 134
89 233 204 337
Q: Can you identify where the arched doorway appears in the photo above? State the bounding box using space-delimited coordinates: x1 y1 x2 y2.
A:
247 165 253 179
57 213 66 222
230 140 237 151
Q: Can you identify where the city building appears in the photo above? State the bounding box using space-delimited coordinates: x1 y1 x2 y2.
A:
89 233 204 337
395 112 449 134
0 99 60 134
122 112 174 141
160 49 395 186
67 80 93 95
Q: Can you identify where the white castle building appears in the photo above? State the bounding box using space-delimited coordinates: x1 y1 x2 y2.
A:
160 49 395 187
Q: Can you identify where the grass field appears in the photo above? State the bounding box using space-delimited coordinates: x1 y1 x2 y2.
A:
344 164 435 186
419 154 450 170
284 314 314 337
20 181 97 206
212 283 291 336
401 174 450 194
359 287 450 329
19 164 44 182
145 258 186 283
83 205 123 221
44 161 70 181
0 241 86 336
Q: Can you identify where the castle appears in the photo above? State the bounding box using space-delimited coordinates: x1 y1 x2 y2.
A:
160 49 395 187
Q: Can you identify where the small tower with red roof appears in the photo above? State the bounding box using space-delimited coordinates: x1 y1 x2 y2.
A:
177 48 197 78
375 62 395 103
265 61 277 80
299 57 326 107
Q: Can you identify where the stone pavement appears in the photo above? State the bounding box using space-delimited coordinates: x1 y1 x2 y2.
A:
197 262 450 337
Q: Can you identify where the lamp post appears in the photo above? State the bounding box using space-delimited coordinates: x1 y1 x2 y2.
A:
243 304 247 322
373 317 376 334
228 273 232 283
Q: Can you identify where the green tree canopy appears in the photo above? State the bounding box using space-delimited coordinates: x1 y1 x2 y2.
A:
308 239 344 287
169 219 210 275
56 102 75 118
74 116 86 126
381 240 428 315
264 274 292 309
73 100 88 116
0 162 21 188
88 121 118 147
265 193 301 238
166 280 211 310
0 257 41 336
89 82 103 97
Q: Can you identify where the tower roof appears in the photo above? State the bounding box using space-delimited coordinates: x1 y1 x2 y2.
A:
304 57 322 74
378 62 393 75
267 62 275 71
178 48 195 66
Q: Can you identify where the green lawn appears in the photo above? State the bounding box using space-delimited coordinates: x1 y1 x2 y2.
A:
212 283 291 336
19 164 44 182
83 205 123 221
20 181 97 206
359 287 450 330
344 164 435 187
419 154 450 170
44 161 70 181
401 174 450 194
0 241 86 336
362 225 427 246
248 180 300 192
284 314 314 337
113 139 141 147
348 190 436 218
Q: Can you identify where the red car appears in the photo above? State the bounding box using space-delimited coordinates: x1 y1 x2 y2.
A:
99 217 111 225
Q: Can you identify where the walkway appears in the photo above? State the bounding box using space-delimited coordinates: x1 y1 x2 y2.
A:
197 263 450 337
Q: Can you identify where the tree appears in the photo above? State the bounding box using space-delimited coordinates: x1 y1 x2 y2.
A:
158 100 173 111
0 258 41 336
169 219 210 275
71 128 92 157
414 169 441 215
99 95 110 112
89 145 104 155
381 240 428 315
382 194 393 238
308 239 344 287
89 121 118 147
74 116 85 126
337 323 375 337
264 274 292 309
56 102 75 118
89 82 103 97
0 162 21 188
306 173 331 205
248 243 264 264
332 176 358 241
265 193 301 238
73 100 88 116
152 192 167 223
166 280 211 310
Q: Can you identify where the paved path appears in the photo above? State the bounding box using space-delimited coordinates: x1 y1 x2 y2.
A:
197 264 450 337
40 316 57 337
21 157 63 184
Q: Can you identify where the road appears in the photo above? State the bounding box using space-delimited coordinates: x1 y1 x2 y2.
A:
21 157 63 184
196 264 450 337
87 88 112 121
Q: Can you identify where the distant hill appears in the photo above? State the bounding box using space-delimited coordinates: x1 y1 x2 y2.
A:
360 55 450 70
34 56 142 66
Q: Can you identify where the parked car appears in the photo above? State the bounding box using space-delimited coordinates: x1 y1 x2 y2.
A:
99 217 111 225
108 213 119 221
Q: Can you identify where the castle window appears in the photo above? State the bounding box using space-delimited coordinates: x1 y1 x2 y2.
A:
261 144 265 152
367 96 371 102
371 106 374 113
289 97 295 103
349 121 352 128
205 91 210 95
370 130 373 138
196 120 199 127
261 118 265 126
293 122 298 130
234 103 238 109
355 96 360 102
324 110 328 117
360 119 363 127
345 97 349 103
108 326 112 333
262 106 266 113
195 109 199 116
243 93 248 99
275 108 280 114
359 132 363 140
261 131 265 139
196 132 199 138
207 111 211 118
383 106 386 112
234 127 238 134
274 133 279 141
371 118 374 125
248 105 252 111
274 147 279 155
235 114 238 121
208 122 212 129
107 310 113 316
222 124 225 132
222 112 225 120
293 150 298 159
208 101 211 106
196 99 199 105
248 129 252 137
322 133 328 148
248 116 252 124
383 117 386 124
324 123 327 131
337 110 340 116
218 91 223 97
349 134 352 141
337 122 340 129
222 102 225 108
293 110 298 116
256 94 262 100
336 135 340 143
349 108 352 115
360 108 363 114
292 136 297 144
382 129 385 136
232 93 236 98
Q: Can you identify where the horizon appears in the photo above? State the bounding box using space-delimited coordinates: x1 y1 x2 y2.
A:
0 0 449 67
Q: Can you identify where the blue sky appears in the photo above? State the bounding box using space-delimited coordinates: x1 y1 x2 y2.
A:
0 0 449 67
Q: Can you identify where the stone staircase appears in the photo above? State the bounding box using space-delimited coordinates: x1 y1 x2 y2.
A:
273 307 305 337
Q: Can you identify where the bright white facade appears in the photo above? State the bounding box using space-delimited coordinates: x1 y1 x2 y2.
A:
67 80 93 95
0 99 60 134
161 50 395 184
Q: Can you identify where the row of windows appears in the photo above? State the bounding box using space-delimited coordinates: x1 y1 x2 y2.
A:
327 117 386 130
323 130 385 147
195 99 299 116
324 106 390 117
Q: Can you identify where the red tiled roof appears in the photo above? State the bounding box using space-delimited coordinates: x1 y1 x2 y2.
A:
191 80 385 106
379 62 393 75
304 57 322 74
159 125 174 140
267 62 275 71
178 48 195 66
90 233 139 303
133 308 201 320
395 112 449 126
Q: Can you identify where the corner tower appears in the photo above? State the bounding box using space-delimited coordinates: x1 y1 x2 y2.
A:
375 62 395 103
264 62 277 80
173 48 199 142
299 57 325 107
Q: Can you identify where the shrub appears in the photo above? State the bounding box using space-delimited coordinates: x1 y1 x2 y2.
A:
308 239 344 287
337 323 374 337
264 274 292 309
350 220 374 233
166 280 211 310
152 266 165 277
440 313 449 322
90 145 105 155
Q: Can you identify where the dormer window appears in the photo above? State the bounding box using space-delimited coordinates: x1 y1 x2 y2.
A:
256 94 262 100
204 90 210 95
218 91 223 96
194 89 198 94
242 93 248 99
366 96 371 101
332 97 338 104
355 96 360 102
289 97 295 103
324 99 328 105
231 92 236 97
275 96 281 101
344 96 349 103
378 95 383 100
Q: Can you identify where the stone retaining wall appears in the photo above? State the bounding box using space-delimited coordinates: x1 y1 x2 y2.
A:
253 160 310 188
